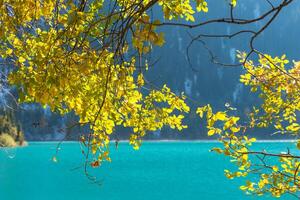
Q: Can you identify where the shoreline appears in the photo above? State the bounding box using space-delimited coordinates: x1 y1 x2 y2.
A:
27 139 298 144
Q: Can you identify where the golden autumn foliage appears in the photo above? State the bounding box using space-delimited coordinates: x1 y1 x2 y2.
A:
3 0 300 199
198 52 300 198
0 0 210 165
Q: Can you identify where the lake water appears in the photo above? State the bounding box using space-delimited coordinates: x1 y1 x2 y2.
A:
0 142 295 200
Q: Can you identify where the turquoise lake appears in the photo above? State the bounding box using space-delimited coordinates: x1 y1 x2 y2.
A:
0 142 296 200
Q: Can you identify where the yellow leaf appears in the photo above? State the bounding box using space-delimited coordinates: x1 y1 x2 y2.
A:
231 0 237 7
6 48 13 55
208 129 216 136
286 123 300 132
230 126 240 133
248 138 256 143
272 166 278 172
197 108 204 118
215 112 227 121
155 32 165 46
211 148 223 154
137 73 144 86
18 56 26 63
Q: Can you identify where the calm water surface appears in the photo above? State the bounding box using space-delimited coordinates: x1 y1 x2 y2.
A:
0 142 296 200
